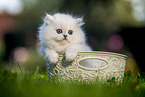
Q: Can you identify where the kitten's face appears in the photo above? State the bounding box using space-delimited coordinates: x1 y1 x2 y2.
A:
40 13 85 44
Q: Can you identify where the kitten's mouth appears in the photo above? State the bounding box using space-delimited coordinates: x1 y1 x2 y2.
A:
62 38 70 43
63 38 67 40
54 38 68 42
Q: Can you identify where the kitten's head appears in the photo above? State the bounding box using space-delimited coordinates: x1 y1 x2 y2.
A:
39 13 85 44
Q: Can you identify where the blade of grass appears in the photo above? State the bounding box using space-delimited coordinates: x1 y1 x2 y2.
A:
33 66 39 79
17 62 23 74
9 58 13 71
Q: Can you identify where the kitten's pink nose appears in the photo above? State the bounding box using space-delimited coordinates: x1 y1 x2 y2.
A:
63 35 67 38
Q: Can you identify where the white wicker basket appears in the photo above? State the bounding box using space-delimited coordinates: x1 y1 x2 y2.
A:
46 51 127 84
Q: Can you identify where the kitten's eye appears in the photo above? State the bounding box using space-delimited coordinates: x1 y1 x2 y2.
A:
68 30 73 35
56 29 63 34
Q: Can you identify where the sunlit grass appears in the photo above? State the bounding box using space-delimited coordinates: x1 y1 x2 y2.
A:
0 64 145 97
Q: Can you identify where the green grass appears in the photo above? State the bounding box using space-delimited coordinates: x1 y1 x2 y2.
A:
0 49 145 97
0 65 145 97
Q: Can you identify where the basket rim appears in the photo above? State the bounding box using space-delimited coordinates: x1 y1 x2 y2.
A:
78 51 127 58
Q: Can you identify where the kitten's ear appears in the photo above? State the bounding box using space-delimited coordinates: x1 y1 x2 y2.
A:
44 13 54 25
76 18 85 27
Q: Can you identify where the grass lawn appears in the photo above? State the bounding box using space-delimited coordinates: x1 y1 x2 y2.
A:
0 65 145 97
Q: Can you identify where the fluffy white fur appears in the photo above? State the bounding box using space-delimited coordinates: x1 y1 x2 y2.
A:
38 13 91 63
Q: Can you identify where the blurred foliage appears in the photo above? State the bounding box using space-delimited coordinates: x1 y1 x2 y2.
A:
21 48 46 73
8 48 47 73
18 0 64 30
59 0 138 33
17 0 138 33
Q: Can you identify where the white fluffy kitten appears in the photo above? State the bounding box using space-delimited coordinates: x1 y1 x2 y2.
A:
38 13 91 63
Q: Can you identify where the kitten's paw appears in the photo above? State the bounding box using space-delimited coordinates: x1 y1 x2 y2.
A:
49 55 59 63
46 51 59 63
65 51 78 61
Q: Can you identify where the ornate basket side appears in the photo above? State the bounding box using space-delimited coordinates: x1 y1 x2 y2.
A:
46 51 127 84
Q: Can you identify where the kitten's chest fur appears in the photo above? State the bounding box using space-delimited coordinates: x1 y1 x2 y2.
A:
47 40 70 52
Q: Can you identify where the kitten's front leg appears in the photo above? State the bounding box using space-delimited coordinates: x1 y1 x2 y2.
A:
65 45 80 61
44 48 59 63
65 50 78 61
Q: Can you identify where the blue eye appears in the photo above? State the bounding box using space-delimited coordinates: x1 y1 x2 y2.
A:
68 30 73 35
56 29 62 34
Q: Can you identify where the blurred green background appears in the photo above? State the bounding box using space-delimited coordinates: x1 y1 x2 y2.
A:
0 0 145 74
